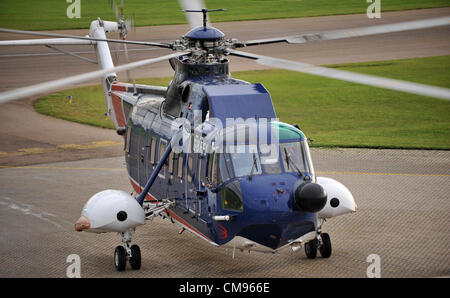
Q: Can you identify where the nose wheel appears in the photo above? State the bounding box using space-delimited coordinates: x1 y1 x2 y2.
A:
129 244 141 270
304 232 332 259
114 246 127 271
114 229 142 271
304 238 318 259
318 233 332 258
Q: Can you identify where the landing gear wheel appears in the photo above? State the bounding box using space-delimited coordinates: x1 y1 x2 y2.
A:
129 244 141 270
114 246 127 271
304 238 318 259
319 233 332 258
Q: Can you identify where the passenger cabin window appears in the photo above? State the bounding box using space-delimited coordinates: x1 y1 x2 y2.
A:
177 154 183 179
159 139 167 162
168 151 174 175
159 139 167 179
125 127 131 153
187 155 193 183
150 137 157 165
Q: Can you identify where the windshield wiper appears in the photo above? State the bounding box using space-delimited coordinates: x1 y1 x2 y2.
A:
249 152 258 181
284 148 303 177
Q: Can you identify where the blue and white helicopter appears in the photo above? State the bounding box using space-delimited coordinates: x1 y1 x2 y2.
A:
0 1 449 272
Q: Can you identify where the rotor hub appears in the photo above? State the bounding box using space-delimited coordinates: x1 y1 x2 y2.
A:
184 26 224 41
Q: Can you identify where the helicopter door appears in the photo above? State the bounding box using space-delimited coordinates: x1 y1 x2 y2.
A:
205 152 218 215
188 153 209 230
194 153 208 219
184 153 204 217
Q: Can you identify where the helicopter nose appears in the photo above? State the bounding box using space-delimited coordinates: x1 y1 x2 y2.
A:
294 182 327 213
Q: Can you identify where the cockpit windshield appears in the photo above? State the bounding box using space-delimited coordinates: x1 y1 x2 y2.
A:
208 121 314 183
221 140 313 180
260 143 282 175
228 145 262 178
280 140 312 175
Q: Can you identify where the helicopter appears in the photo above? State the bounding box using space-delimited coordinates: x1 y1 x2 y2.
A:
0 0 449 272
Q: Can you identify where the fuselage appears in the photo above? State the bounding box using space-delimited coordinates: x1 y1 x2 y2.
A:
115 73 319 251
72 19 355 268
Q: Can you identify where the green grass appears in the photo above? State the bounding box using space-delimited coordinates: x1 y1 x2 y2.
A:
0 0 449 30
34 77 171 129
34 55 450 149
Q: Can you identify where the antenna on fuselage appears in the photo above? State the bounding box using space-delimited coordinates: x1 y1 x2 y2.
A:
183 8 226 28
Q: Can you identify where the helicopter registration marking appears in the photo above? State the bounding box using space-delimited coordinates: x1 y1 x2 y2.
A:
216 224 228 239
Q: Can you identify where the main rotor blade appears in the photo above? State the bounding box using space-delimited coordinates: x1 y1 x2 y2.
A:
178 0 208 28
228 49 450 101
0 38 96 46
239 16 450 47
110 0 120 19
123 42 131 82
0 51 188 104
0 27 172 49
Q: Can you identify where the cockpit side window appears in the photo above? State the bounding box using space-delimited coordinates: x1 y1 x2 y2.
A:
207 152 220 186
220 182 243 212
219 153 233 183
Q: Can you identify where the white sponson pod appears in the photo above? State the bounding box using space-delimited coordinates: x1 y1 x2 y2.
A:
316 177 357 219
75 189 146 233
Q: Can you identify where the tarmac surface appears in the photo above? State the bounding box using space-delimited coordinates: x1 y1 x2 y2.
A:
0 8 449 278
0 149 449 278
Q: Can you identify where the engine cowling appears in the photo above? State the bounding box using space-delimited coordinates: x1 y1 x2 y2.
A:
75 189 146 233
316 177 357 219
